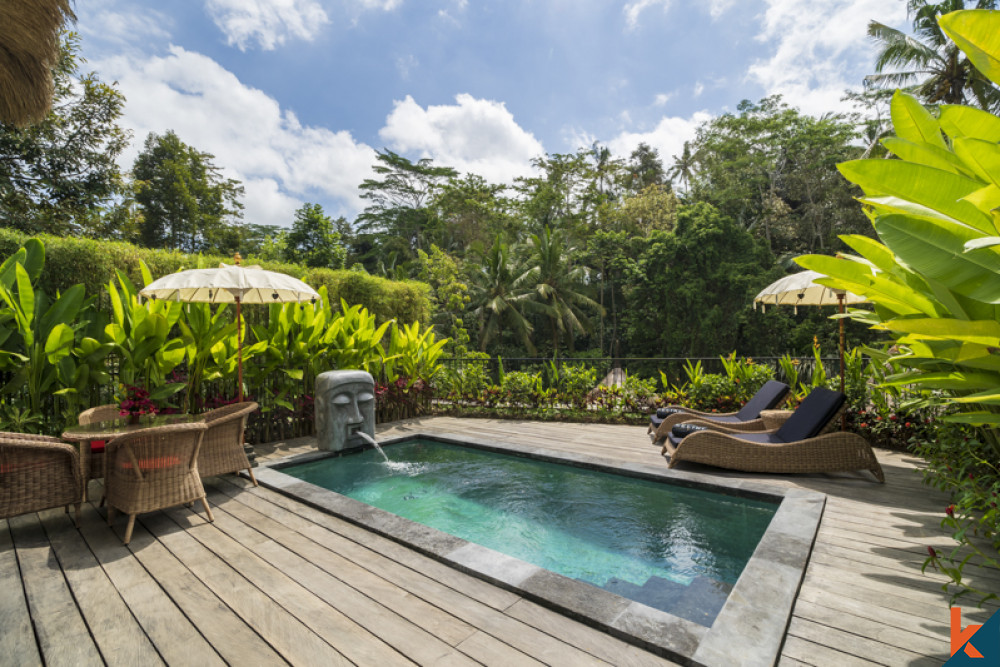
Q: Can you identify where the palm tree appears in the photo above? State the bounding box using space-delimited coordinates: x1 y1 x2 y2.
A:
667 142 696 193
522 227 603 354
468 236 535 353
866 0 1000 111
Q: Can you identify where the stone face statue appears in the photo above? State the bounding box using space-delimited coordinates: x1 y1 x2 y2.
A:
315 370 376 451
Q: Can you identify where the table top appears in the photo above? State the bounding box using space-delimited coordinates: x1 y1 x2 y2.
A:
62 413 204 441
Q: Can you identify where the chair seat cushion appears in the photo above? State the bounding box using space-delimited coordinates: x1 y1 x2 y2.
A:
90 440 106 453
120 456 182 471
672 423 710 437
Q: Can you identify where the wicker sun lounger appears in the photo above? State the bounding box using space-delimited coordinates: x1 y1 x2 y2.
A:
664 387 884 482
648 380 790 444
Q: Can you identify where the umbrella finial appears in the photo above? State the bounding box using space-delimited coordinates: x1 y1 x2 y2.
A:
234 252 242 266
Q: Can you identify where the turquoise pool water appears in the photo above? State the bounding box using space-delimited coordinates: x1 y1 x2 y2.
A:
283 439 777 625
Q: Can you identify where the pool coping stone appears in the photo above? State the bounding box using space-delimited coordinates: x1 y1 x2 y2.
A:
255 431 826 667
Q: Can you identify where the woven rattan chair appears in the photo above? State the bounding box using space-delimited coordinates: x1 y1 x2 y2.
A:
1 433 84 524
649 380 791 444
78 404 121 481
665 387 884 483
198 402 259 486
104 422 213 545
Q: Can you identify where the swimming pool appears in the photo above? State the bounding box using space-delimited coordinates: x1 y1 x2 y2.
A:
258 433 825 665
282 439 777 627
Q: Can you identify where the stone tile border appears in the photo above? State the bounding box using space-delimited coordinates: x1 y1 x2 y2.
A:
256 432 825 667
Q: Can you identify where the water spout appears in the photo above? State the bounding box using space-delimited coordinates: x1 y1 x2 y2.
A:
353 430 389 463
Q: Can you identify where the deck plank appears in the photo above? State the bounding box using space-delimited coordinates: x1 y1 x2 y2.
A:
0 520 42 666
199 491 477 665
37 509 163 666
75 504 225 667
123 522 287 666
8 513 103 667
137 510 355 667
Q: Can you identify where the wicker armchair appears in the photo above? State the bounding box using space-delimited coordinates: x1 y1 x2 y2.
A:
78 404 121 481
648 380 790 444
198 402 259 485
1 433 84 524
104 422 213 545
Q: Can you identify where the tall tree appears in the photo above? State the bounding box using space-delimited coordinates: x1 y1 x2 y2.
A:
522 226 602 354
0 33 129 235
688 96 868 254
284 203 346 269
866 0 1000 111
355 149 456 270
626 142 668 193
430 174 517 252
467 236 535 353
132 130 244 254
667 141 696 193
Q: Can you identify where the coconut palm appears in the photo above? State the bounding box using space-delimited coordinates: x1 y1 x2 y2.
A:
522 227 603 354
667 141 696 193
468 236 535 353
866 0 1000 111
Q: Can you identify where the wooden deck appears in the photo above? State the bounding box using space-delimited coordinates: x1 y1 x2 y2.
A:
4 417 998 666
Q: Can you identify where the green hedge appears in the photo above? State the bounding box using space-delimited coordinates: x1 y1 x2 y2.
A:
0 229 432 325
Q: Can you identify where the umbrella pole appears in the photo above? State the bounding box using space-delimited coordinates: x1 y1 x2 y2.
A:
237 296 243 403
838 293 846 431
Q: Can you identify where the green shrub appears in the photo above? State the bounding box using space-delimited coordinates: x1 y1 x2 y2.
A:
0 229 432 325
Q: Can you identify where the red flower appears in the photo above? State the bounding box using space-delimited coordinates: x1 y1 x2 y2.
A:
859 422 868 428
904 422 911 428
946 505 955 517
927 546 937 558
889 414 898 421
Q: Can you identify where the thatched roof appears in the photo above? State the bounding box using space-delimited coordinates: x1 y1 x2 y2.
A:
0 0 75 127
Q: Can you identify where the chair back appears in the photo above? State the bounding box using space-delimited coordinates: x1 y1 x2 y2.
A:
79 404 121 425
734 380 791 421
775 387 845 443
105 422 209 480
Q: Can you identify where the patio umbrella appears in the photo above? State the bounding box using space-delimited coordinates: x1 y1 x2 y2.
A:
0 0 74 126
140 254 320 402
754 270 867 429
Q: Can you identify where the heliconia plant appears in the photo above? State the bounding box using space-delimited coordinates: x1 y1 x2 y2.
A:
797 8 1000 604
105 263 186 404
798 12 1000 442
0 240 103 429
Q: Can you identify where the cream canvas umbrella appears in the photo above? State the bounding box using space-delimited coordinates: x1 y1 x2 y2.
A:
140 254 320 402
754 270 867 428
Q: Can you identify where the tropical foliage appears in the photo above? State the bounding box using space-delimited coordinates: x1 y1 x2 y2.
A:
800 7 1000 604
0 239 447 441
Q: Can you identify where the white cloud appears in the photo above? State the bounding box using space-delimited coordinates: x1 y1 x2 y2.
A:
380 94 545 184
357 0 403 9
607 112 711 170
396 54 418 79
708 0 735 19
623 0 671 30
205 0 329 51
653 93 671 106
76 1 171 49
747 0 907 115
693 82 705 98
95 46 376 226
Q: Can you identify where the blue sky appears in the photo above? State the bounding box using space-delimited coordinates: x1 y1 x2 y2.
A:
75 0 909 228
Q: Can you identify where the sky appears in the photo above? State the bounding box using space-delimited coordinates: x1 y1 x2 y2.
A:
74 0 910 229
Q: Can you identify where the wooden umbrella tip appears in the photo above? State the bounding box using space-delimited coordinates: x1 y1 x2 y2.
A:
233 252 242 265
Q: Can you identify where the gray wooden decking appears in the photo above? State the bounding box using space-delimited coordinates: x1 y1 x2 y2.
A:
4 417 998 666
